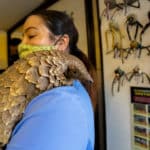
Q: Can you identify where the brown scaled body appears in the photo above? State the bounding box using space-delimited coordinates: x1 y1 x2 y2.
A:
0 50 93 148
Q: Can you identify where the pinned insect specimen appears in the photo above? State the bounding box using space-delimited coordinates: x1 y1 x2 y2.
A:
105 21 125 63
112 67 128 95
140 11 150 41
139 11 150 56
127 65 150 84
102 0 140 20
123 0 140 14
124 14 150 58
126 14 143 41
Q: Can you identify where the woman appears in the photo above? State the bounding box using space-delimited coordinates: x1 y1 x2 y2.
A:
6 10 98 150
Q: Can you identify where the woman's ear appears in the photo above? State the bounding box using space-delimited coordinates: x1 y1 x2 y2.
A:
56 34 70 52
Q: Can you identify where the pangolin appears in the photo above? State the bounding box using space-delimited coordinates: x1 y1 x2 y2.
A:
0 50 93 148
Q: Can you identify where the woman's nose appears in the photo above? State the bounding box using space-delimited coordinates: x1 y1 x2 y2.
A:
21 36 28 44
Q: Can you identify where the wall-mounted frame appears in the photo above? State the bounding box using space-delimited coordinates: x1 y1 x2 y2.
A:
98 0 150 150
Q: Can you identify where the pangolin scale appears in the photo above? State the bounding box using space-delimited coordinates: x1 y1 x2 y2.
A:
0 50 93 148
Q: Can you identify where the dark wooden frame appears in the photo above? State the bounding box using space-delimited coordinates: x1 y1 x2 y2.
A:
85 0 106 150
85 0 96 67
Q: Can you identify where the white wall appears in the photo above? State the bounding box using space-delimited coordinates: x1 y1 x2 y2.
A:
99 1 150 150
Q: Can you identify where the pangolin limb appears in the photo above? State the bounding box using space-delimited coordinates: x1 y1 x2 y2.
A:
0 50 93 148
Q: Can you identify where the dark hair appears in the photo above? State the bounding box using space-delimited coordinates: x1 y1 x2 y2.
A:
10 38 21 46
29 10 98 109
9 38 21 66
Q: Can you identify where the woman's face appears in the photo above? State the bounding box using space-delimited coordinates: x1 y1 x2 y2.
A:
22 15 55 46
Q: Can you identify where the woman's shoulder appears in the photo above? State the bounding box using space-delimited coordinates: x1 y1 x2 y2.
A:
8 82 94 150
24 80 93 116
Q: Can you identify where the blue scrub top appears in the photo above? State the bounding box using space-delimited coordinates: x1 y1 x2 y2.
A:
6 80 95 150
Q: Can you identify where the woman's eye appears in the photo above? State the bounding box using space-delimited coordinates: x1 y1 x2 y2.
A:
28 35 36 39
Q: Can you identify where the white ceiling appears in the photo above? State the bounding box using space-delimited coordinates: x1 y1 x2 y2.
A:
0 0 45 31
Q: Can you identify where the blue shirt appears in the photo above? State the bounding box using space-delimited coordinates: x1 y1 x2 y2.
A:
6 80 95 150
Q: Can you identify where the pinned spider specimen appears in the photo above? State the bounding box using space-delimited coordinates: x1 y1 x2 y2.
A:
139 11 150 56
102 0 121 20
140 11 150 41
105 21 126 63
125 40 143 58
126 14 143 41
127 65 150 84
102 0 140 20
125 14 150 58
123 0 140 14
124 14 150 58
112 67 128 95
